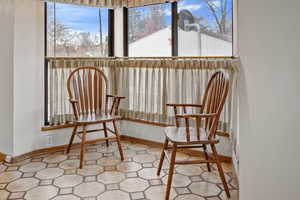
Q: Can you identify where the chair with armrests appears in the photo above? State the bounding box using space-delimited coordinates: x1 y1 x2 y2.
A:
66 66 125 169
157 70 231 200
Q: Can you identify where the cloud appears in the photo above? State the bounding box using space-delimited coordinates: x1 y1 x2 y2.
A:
164 9 172 16
179 4 202 12
165 1 202 15
209 0 221 8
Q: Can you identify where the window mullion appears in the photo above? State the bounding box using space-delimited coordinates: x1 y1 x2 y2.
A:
171 2 178 56
108 9 115 57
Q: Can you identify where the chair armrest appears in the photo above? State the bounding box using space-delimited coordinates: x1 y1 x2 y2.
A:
175 113 217 119
106 94 126 115
167 103 202 127
69 98 78 103
115 96 126 99
166 103 202 108
106 94 115 98
107 94 126 99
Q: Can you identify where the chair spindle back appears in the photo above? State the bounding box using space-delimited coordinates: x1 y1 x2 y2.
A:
201 70 229 139
67 67 109 119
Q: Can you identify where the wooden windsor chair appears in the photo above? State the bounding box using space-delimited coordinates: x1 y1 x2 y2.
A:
66 66 125 169
157 70 231 200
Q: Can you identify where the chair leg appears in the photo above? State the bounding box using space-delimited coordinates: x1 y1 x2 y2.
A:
103 122 109 147
203 144 211 172
113 120 124 161
211 143 230 198
157 138 169 176
66 125 77 154
79 125 87 169
165 144 177 200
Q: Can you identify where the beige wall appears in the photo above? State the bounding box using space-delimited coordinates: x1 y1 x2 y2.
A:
238 0 300 199
0 0 14 155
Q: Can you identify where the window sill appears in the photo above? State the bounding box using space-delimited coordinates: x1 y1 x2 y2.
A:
41 119 230 137
41 118 170 132
41 123 75 131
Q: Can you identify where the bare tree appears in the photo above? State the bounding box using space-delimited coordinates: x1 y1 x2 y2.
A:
202 0 230 34
47 3 76 56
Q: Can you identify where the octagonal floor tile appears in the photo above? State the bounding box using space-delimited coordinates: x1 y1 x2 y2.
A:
201 171 230 184
189 182 221 197
120 178 149 192
97 146 117 154
0 165 7 173
147 147 163 155
43 154 67 164
162 174 191 187
0 171 22 183
117 162 142 172
97 190 130 200
36 168 64 179
219 189 239 200
145 185 177 200
84 152 103 161
25 185 58 200
177 165 203 176
128 143 149 151
0 190 9 200
97 171 125 184
175 194 205 200
133 154 156 163
115 149 136 158
74 182 105 198
153 159 171 170
59 160 80 169
52 194 80 200
97 157 121 167
77 165 104 176
54 175 83 188
138 168 164 180
19 162 46 173
7 178 39 192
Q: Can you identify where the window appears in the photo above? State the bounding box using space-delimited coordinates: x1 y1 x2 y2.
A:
178 0 233 56
46 2 112 57
127 3 172 56
125 0 233 56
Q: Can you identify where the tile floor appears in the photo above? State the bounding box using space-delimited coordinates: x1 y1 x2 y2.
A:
0 140 239 200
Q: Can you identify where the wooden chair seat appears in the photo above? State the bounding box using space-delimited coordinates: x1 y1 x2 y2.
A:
75 113 122 125
164 127 219 145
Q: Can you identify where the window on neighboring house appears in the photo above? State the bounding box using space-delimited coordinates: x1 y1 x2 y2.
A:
127 3 172 57
46 2 111 57
125 0 233 56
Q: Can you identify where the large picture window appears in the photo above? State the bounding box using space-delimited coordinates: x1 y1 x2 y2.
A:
46 2 112 57
125 0 233 56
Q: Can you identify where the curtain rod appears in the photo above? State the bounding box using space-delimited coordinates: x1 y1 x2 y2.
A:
46 56 238 60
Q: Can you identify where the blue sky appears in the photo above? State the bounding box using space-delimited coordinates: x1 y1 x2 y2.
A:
128 0 232 30
49 0 232 33
48 3 109 34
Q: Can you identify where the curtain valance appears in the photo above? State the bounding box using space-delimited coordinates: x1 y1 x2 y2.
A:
45 0 178 8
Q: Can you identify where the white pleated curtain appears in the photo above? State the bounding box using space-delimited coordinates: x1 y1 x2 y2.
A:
47 57 239 134
115 58 239 132
45 0 178 8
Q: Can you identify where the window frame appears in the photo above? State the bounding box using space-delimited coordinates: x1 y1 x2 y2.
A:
44 2 115 125
124 1 234 57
